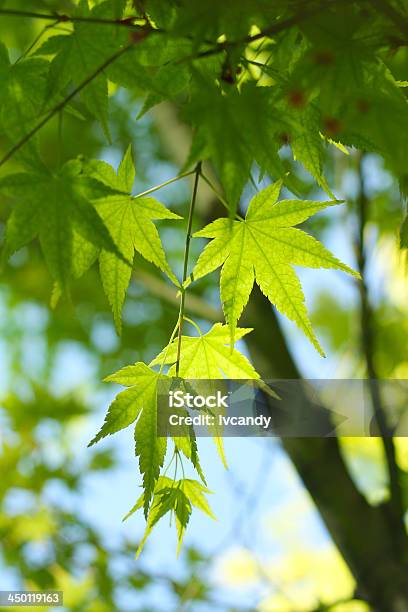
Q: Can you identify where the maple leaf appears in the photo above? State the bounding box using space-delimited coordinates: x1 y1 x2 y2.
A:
90 362 167 516
151 323 262 467
291 106 335 198
81 146 182 332
189 181 359 354
150 323 260 379
124 476 215 557
0 160 127 291
36 0 126 138
0 43 48 164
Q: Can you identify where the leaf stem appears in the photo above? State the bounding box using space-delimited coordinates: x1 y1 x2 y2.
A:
134 169 196 199
162 448 177 477
199 170 243 220
183 316 202 336
15 20 59 63
0 44 132 170
158 319 180 375
175 163 201 377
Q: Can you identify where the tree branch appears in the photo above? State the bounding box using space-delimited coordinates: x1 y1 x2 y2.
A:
0 0 346 170
245 288 408 611
0 2 338 67
355 153 406 554
176 2 329 64
0 8 151 29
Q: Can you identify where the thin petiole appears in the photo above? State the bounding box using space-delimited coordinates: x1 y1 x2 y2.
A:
175 162 201 377
183 316 202 336
134 169 196 199
15 20 58 63
157 318 180 375
199 171 244 220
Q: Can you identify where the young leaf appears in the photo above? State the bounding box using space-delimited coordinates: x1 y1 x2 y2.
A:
291 106 334 198
92 361 168 515
36 0 126 137
0 161 126 291
190 182 359 354
179 479 216 520
0 43 48 164
88 363 160 446
124 477 214 557
81 146 182 332
150 323 260 468
150 323 260 379
134 382 167 517
136 485 191 557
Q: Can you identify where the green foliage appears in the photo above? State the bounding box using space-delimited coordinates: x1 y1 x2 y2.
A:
0 43 48 163
150 323 260 378
0 0 407 557
36 0 126 137
90 323 260 528
190 181 358 353
0 160 127 291
82 146 181 332
124 476 215 556
90 362 167 515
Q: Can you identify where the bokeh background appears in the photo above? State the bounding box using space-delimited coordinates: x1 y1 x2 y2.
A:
0 5 407 611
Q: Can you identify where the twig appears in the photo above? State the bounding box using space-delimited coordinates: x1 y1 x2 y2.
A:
0 3 338 66
176 1 336 64
0 2 340 169
355 153 406 554
0 8 150 29
175 163 202 376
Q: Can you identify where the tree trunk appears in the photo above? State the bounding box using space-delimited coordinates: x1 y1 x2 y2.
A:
245 287 408 611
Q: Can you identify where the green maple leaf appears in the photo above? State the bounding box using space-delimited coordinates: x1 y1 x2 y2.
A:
150 323 260 379
291 106 334 198
36 0 126 137
151 323 261 467
82 146 182 333
90 362 167 516
0 160 126 291
137 485 192 557
0 43 48 164
189 181 359 354
124 476 215 557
